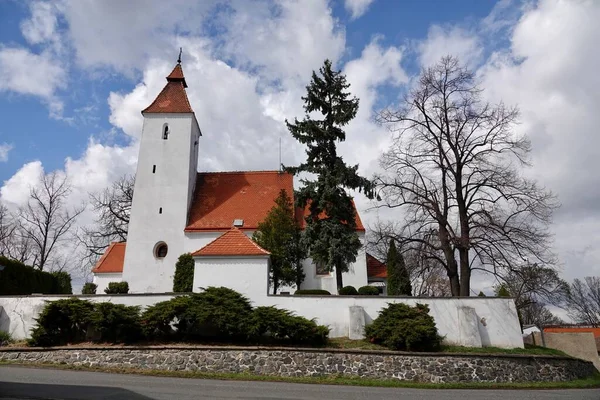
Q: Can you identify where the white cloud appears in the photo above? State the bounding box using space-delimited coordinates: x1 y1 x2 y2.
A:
345 0 375 20
0 144 13 162
478 0 600 281
20 1 60 46
219 0 345 85
59 0 215 74
418 25 482 68
0 161 43 207
0 47 65 115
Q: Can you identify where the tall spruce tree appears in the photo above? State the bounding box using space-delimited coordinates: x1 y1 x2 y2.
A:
285 59 375 291
386 239 412 296
253 190 306 294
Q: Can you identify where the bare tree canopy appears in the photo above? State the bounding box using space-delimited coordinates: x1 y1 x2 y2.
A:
78 174 133 265
0 203 15 256
566 277 600 326
17 172 84 270
367 220 451 297
520 302 564 327
375 56 558 296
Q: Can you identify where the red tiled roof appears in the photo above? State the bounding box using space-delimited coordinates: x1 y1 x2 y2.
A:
186 171 294 231
92 242 126 274
185 171 366 232
366 253 387 278
191 228 270 256
167 64 186 85
142 64 193 114
295 200 365 231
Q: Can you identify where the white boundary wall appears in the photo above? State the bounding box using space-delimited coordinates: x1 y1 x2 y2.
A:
0 293 523 348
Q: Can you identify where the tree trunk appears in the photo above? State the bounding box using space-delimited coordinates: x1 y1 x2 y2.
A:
272 278 279 295
458 248 471 296
335 264 344 292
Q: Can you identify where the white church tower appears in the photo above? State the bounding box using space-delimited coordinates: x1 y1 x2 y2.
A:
122 57 201 293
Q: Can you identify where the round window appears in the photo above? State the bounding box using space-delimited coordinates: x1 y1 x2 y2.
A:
154 242 168 258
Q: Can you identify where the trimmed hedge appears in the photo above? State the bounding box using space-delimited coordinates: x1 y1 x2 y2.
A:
0 256 72 295
82 282 97 294
104 281 129 294
173 253 194 292
358 285 380 295
365 303 442 352
51 271 73 294
338 286 358 295
294 289 331 295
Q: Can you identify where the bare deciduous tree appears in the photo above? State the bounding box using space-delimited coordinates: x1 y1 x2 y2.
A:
367 220 451 297
520 302 564 327
0 203 16 256
566 277 600 326
499 264 568 311
18 172 84 270
78 174 133 265
376 56 558 296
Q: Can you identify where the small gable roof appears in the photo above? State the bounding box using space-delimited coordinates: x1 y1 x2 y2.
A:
366 253 387 278
191 228 270 257
142 63 193 114
92 242 126 274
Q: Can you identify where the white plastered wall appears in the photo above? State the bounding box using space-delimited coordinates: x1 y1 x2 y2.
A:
0 290 523 348
122 113 200 293
192 256 270 298
92 273 123 294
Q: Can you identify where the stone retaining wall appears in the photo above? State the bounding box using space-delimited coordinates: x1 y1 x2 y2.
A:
0 347 595 383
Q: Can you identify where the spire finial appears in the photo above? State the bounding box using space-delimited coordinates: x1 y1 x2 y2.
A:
177 47 182 64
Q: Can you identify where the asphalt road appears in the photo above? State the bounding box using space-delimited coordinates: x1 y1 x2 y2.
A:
1 365 599 400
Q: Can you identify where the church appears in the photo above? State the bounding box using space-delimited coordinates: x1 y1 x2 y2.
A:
91 60 386 295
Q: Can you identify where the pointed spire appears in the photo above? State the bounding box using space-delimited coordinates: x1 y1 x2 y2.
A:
142 55 192 114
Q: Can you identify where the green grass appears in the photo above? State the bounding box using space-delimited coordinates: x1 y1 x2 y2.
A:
327 338 569 356
1 360 599 390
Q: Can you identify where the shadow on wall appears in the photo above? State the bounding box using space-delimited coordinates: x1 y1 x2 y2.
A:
0 382 153 400
0 306 9 334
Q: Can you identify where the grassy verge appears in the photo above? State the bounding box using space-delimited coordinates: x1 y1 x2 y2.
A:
1 360 599 390
327 338 568 356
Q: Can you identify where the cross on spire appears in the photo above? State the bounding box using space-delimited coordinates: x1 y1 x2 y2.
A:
177 47 182 64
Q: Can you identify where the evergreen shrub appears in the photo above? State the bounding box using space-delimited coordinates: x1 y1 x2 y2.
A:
365 303 442 352
29 298 95 347
173 253 194 292
338 286 358 295
0 331 12 346
358 285 379 295
248 306 329 345
82 282 97 294
294 289 331 295
141 287 253 342
104 281 129 294
90 303 142 343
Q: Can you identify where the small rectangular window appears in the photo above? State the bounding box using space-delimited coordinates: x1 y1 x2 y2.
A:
152 165 156 173
316 262 329 276
159 207 162 214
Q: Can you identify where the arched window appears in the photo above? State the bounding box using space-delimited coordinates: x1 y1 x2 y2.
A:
162 124 169 140
154 242 168 259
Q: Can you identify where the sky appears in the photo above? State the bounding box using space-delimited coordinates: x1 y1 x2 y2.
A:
0 0 599 294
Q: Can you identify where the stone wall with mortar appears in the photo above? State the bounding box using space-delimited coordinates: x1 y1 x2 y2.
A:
0 347 594 383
